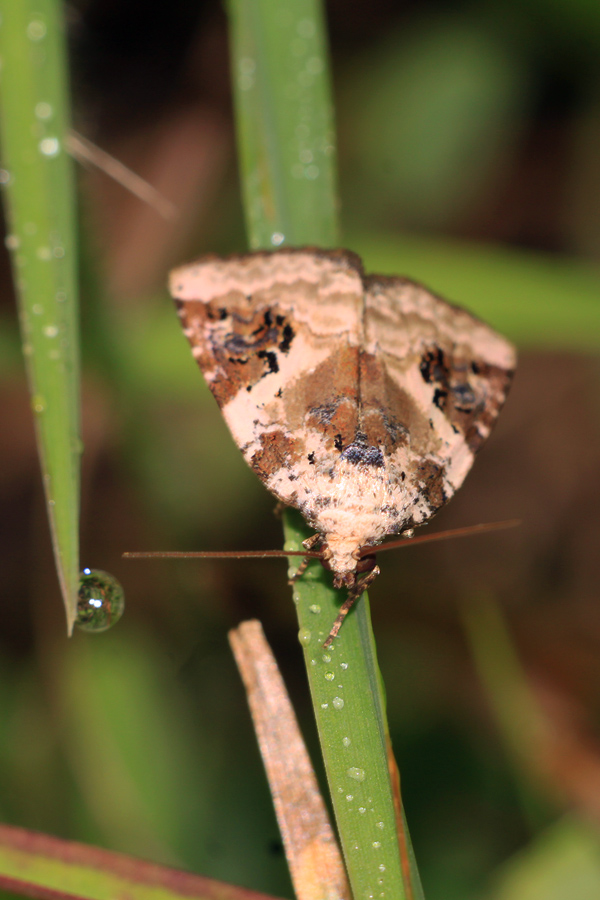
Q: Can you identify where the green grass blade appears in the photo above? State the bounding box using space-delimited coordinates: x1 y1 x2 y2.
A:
229 2 421 895
229 0 339 248
0 822 284 900
284 513 414 899
0 0 80 631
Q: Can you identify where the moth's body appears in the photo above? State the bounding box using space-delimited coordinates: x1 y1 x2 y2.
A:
171 248 516 597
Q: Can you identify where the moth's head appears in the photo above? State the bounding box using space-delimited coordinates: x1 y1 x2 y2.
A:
321 545 378 588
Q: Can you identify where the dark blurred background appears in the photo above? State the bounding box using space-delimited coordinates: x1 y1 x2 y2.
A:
1 1 600 898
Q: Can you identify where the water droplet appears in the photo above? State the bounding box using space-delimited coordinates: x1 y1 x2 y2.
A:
310 658 317 666
404 528 415 539
340 661 348 670
37 246 51 260
270 232 285 246
347 766 366 782
0 169 11 184
297 18 316 38
358 806 366 814
324 671 334 681
346 794 353 802
32 304 44 315
27 19 46 40
238 71 254 91
76 569 124 633
332 696 344 709
342 736 351 747
35 101 53 120
52 246 65 258
306 56 323 75
372 841 381 849
43 324 58 338
378 864 386 872
305 164 319 180
298 627 311 646
308 603 320 614
320 702 329 709
299 148 313 163
39 137 60 157
322 653 331 663
5 234 19 250
239 57 255 75
376 821 384 829
55 291 66 302
31 394 46 414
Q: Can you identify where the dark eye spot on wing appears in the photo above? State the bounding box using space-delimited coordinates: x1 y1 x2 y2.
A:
308 452 315 464
451 383 476 410
340 431 384 468
432 388 447 410
310 402 340 424
279 323 295 353
224 333 253 355
257 349 279 374
420 348 449 385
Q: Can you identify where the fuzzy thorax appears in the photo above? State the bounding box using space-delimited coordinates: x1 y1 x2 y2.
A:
308 459 406 583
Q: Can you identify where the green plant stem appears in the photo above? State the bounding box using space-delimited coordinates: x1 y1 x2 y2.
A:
229 1 423 896
229 0 338 248
0 0 80 631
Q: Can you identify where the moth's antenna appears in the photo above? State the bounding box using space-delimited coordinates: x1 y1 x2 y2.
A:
361 518 521 557
123 548 321 560
123 519 519 562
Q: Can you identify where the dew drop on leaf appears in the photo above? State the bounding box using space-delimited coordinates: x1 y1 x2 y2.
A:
76 568 124 633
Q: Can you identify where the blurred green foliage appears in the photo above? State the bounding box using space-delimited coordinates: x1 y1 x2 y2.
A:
1 0 600 898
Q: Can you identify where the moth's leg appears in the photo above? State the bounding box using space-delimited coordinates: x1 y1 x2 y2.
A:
302 532 322 552
288 533 322 584
322 565 381 649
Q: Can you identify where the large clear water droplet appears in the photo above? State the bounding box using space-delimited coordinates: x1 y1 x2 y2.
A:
76 568 124 632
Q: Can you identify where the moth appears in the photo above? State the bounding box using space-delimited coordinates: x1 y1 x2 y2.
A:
169 248 516 644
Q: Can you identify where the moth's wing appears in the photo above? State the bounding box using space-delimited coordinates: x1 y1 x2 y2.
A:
170 248 365 508
364 275 516 528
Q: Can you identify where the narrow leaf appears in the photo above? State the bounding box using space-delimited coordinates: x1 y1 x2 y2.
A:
0 823 284 900
0 0 80 630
